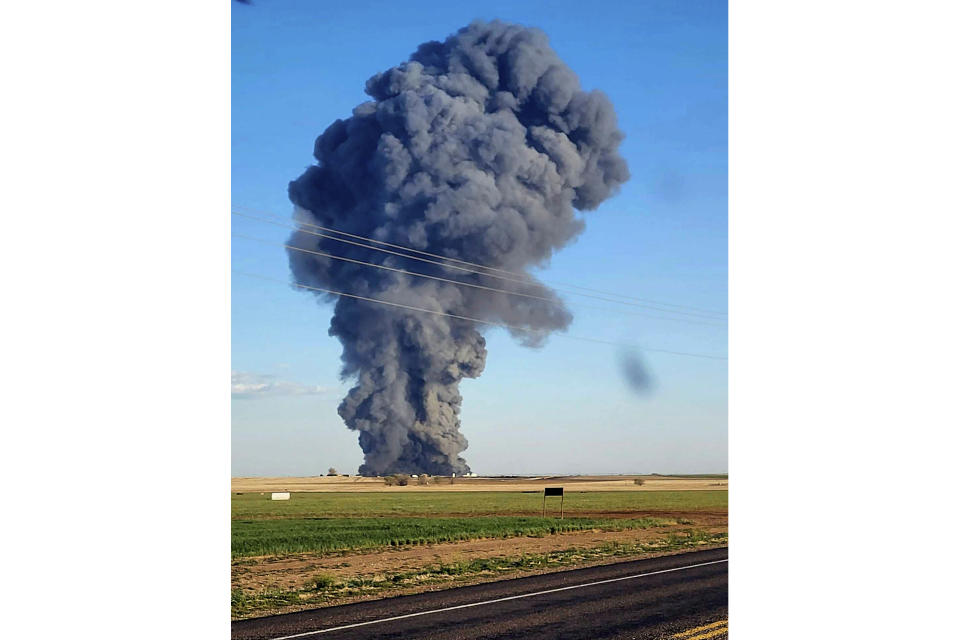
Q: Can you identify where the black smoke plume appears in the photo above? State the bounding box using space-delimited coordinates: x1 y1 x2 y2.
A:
287 20 629 476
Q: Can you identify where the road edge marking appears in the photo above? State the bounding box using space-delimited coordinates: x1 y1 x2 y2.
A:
266 557 729 640
681 626 728 640
672 619 728 639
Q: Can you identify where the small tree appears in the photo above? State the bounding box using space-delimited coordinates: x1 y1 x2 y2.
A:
384 474 410 486
327 467 338 476
417 474 430 486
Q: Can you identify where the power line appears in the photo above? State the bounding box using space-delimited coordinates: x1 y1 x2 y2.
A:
233 270 728 361
233 233 726 327
236 205 517 277
234 205 727 317
232 211 726 322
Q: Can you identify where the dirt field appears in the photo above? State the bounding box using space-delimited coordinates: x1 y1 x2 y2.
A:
231 474 728 493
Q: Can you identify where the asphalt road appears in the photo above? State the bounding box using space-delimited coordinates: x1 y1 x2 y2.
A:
232 547 728 640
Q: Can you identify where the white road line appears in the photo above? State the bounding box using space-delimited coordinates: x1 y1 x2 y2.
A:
266 557 728 640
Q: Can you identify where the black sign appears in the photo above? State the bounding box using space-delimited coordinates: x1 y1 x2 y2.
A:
544 487 564 497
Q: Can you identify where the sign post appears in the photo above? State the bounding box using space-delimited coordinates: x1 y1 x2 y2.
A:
543 487 564 519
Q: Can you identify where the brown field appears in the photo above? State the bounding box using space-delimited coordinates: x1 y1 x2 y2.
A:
231 474 728 493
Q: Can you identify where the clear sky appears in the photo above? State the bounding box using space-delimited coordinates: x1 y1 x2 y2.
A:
231 0 727 477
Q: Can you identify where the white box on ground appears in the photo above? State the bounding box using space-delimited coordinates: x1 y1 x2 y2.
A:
271 492 290 500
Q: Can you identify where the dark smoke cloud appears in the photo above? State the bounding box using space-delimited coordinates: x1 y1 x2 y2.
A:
287 20 629 476
619 349 655 396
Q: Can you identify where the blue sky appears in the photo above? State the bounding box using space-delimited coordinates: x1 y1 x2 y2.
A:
232 0 727 476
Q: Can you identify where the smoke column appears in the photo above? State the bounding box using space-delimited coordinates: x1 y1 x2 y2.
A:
287 20 629 476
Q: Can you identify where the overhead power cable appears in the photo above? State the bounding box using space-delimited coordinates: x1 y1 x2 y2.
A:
234 205 727 317
233 232 725 327
231 211 726 322
233 270 728 361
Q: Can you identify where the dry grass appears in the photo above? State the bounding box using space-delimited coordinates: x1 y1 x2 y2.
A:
231 474 727 493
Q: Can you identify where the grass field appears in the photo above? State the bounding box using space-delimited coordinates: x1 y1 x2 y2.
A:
231 490 728 520
231 485 728 619
232 516 677 558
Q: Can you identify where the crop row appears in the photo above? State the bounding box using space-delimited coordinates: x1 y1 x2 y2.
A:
231 516 673 558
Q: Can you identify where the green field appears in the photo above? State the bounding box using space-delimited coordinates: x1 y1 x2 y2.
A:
231 490 728 520
232 516 676 558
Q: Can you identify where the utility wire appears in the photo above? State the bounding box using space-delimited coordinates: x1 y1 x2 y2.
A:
233 232 725 327
233 270 728 361
234 204 727 317
232 211 726 322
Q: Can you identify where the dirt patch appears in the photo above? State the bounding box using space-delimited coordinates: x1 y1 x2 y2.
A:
232 518 727 595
